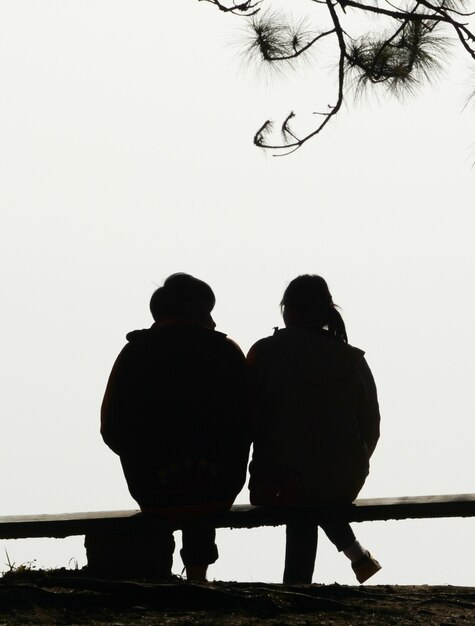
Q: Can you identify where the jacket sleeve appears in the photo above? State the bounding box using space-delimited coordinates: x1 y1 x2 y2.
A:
100 344 138 455
218 338 253 492
246 339 269 435
224 339 252 423
355 357 381 457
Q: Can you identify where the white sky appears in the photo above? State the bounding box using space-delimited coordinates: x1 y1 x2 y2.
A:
1 1 474 585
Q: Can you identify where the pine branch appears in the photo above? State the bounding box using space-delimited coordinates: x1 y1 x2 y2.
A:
201 0 475 153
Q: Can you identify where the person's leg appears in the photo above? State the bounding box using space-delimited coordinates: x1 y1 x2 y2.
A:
283 522 318 584
321 521 381 583
139 529 175 579
320 521 355 552
180 527 219 581
85 528 175 579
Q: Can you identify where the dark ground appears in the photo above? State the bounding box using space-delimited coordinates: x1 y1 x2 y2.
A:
1 569 474 625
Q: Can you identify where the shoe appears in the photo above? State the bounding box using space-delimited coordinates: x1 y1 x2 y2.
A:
352 552 382 584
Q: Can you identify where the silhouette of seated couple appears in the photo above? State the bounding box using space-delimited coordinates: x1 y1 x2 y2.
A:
101 273 381 585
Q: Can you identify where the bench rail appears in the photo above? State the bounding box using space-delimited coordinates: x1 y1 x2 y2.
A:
1 494 474 540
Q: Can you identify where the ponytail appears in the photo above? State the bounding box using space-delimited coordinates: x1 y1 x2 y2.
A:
326 306 348 343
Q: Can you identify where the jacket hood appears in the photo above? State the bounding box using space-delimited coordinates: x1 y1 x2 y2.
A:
125 323 226 344
125 327 151 343
271 327 364 386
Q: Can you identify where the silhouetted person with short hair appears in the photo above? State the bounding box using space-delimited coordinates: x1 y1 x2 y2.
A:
101 273 251 581
248 274 381 584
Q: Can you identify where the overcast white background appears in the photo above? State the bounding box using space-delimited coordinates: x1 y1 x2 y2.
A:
1 1 474 585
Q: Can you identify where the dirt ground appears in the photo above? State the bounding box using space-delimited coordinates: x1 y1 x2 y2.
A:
1 569 474 625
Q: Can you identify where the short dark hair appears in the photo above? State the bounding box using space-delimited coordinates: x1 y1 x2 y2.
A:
150 273 215 321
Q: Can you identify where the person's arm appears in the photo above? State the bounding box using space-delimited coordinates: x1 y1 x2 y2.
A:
100 344 136 455
246 340 268 435
216 338 253 494
355 357 381 457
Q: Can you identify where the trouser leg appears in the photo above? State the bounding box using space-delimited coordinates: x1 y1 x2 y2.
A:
85 529 175 579
180 526 219 567
283 522 318 584
320 521 356 552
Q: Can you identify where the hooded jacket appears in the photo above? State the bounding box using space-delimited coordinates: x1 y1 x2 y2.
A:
247 327 380 506
101 323 251 508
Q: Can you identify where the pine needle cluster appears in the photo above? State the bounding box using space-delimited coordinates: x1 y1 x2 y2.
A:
347 21 449 97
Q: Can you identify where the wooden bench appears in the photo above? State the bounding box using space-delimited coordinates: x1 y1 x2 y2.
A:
2 494 473 577
1 493 474 539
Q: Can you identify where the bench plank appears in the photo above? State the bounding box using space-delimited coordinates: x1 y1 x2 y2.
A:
1 494 474 540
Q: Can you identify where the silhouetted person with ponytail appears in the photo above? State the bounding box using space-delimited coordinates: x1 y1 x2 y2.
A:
247 275 381 584
101 273 251 581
